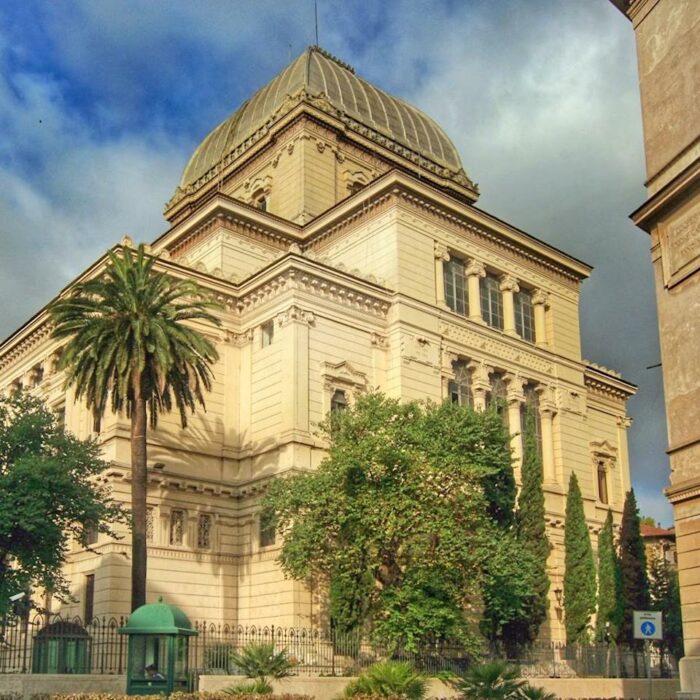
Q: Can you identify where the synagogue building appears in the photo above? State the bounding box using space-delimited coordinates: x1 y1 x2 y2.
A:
0 47 636 642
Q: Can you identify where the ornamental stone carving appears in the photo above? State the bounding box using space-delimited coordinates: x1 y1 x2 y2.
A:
465 259 486 278
499 274 520 294
276 305 316 327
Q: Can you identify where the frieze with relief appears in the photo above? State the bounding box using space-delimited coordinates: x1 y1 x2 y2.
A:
440 321 554 375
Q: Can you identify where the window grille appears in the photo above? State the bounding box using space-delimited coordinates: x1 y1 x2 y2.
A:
514 289 535 341
197 514 212 548
444 259 467 315
146 507 154 543
480 274 504 329
170 509 184 546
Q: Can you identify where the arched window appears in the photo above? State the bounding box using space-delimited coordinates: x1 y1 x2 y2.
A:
252 189 267 211
597 460 609 504
449 361 473 407
331 389 348 413
487 372 508 427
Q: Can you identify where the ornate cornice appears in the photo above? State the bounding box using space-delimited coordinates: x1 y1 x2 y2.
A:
395 188 586 286
584 364 636 400
0 323 53 372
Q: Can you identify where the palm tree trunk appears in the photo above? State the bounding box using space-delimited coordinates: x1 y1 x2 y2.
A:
131 394 148 611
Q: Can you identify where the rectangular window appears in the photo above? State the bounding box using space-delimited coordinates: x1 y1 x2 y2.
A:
444 259 467 315
170 510 184 546
261 320 274 347
259 510 277 548
514 289 535 342
84 574 95 622
480 274 504 329
448 360 473 407
197 514 212 548
85 522 98 546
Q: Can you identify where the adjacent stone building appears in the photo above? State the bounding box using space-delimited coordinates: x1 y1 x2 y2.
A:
0 47 637 642
611 0 700 693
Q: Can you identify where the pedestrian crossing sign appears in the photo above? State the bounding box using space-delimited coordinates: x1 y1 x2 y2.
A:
633 611 663 640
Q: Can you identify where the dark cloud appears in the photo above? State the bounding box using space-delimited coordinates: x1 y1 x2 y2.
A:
0 0 671 523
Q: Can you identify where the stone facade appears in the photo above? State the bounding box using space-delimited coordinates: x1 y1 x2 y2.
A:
0 47 636 643
611 0 700 693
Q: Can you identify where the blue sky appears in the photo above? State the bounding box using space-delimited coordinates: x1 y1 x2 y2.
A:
0 0 671 523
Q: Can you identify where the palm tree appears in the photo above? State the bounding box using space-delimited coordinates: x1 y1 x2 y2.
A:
49 243 221 610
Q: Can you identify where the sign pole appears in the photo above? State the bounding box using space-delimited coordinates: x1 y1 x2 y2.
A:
646 638 652 700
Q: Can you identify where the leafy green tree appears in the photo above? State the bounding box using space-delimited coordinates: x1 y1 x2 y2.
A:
649 550 683 662
563 473 596 644
595 510 623 643
0 393 127 616
500 409 550 648
264 393 527 651
49 243 220 610
619 489 650 645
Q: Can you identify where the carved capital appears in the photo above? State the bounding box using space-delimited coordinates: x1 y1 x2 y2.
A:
536 384 557 415
616 415 633 430
277 305 316 327
226 329 254 346
532 289 550 307
499 274 520 294
504 373 526 404
434 242 450 262
370 332 388 349
465 259 486 278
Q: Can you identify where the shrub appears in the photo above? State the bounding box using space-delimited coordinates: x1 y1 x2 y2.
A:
520 687 556 700
230 643 294 685
222 681 274 696
342 660 427 700
451 661 526 699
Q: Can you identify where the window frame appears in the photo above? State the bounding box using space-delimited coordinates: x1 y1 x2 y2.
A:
480 273 504 330
444 258 468 316
514 288 535 342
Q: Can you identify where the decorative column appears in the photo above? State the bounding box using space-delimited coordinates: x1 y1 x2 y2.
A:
277 305 314 438
370 333 388 389
538 386 557 484
470 361 492 412
434 243 450 308
532 289 550 347
505 374 526 473
500 274 520 337
231 329 253 449
465 259 486 323
616 415 633 497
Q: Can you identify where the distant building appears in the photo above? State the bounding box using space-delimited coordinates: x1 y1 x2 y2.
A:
641 523 677 569
0 46 637 642
610 0 700 694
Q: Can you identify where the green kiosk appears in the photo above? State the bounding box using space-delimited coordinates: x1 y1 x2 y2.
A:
119 598 197 695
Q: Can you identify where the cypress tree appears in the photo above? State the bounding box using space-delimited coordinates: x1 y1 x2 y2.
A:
595 510 623 642
619 489 650 645
504 409 550 646
564 473 596 644
649 550 683 662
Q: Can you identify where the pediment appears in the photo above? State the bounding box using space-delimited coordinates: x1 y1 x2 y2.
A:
321 360 368 389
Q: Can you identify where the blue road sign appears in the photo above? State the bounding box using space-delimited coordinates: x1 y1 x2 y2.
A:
641 621 656 637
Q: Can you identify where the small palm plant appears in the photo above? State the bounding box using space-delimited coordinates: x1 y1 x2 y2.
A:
342 660 427 700
452 661 526 700
520 686 556 700
225 642 293 693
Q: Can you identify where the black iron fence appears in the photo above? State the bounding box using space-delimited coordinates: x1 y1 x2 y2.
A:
0 614 677 679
